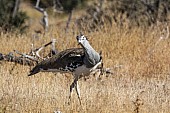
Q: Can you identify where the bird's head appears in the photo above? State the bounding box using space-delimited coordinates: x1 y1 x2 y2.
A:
76 33 88 45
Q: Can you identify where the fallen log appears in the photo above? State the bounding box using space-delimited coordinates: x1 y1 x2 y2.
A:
0 52 35 66
0 39 58 66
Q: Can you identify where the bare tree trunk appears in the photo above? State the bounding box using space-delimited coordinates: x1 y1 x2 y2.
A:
36 0 40 8
12 0 20 18
99 0 104 9
41 11 49 32
35 0 49 32
53 0 57 12
56 0 63 10
53 0 64 13
65 10 73 33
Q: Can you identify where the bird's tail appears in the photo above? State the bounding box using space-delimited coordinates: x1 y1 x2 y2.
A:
28 66 41 76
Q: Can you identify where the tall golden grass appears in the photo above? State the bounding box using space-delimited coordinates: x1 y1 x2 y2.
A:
0 14 170 113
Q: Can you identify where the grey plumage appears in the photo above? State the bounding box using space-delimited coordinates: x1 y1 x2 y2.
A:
28 34 102 105
76 35 101 68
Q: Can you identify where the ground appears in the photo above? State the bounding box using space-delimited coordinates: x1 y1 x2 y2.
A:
0 2 170 113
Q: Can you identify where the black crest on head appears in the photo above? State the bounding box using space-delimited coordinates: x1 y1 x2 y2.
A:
76 32 88 41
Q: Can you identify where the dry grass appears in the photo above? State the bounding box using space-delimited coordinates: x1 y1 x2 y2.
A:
0 14 170 113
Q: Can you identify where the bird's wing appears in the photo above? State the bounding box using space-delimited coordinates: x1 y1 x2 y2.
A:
28 48 84 76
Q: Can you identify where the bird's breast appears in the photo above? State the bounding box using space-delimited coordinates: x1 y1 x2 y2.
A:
74 65 91 77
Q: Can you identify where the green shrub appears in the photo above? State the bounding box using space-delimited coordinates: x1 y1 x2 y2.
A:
0 0 28 32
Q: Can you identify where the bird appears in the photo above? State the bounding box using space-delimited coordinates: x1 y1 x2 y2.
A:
0 53 4 60
28 34 102 105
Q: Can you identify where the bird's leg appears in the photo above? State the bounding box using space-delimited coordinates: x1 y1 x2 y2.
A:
68 80 75 105
75 80 81 105
68 76 81 105
99 62 104 78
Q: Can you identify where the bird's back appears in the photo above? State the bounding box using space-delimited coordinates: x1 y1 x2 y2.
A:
28 48 85 76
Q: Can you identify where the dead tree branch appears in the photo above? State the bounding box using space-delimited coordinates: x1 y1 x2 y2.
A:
0 52 35 66
12 0 20 18
0 39 57 66
30 39 57 60
35 0 49 32
14 50 38 62
65 10 73 33
53 0 63 13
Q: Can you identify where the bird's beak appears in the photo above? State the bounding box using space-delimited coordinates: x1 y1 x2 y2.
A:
76 36 79 41
76 36 80 44
77 40 81 44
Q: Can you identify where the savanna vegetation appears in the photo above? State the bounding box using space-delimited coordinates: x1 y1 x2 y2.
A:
0 0 170 113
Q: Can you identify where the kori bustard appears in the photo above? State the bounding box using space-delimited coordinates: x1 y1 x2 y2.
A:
28 34 102 104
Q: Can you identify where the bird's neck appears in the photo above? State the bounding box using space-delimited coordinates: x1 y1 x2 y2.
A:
81 41 95 53
81 41 100 68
